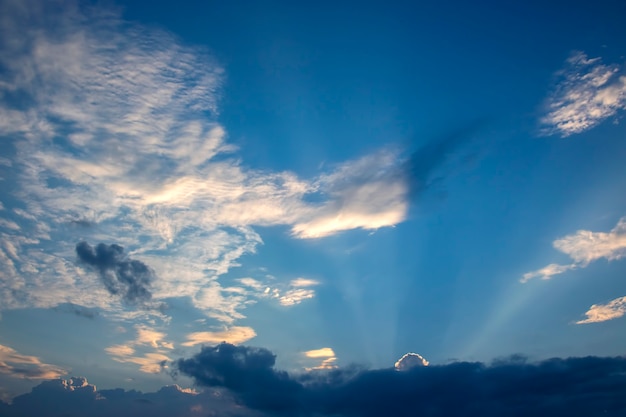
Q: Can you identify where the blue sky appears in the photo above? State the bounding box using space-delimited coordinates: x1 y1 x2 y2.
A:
1 0 626 414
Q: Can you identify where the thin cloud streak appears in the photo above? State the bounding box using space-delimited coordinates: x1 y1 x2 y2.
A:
0 344 66 380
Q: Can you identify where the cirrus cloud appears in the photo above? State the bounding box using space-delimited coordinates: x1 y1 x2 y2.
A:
541 51 626 137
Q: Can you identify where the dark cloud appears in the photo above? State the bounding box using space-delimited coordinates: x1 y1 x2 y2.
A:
175 343 303 412
69 218 94 228
75 242 154 306
175 343 626 417
53 303 98 319
402 120 487 200
1 377 256 417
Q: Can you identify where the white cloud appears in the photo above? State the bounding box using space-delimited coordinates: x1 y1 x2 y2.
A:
522 217 626 282
541 51 626 137
290 278 320 287
182 326 256 347
553 218 626 264
0 343 66 380
275 277 321 306
394 352 429 370
0 0 410 333
279 288 316 306
520 263 576 283
292 150 408 238
105 326 174 374
303 347 335 358
576 296 626 324
303 347 338 370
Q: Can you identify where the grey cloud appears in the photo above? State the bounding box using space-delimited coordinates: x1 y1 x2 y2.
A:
175 343 626 417
2 377 257 417
53 303 98 319
402 120 486 200
76 242 154 306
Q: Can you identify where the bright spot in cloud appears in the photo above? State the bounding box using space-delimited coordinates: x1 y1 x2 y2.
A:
394 352 429 370
182 326 257 347
303 347 338 370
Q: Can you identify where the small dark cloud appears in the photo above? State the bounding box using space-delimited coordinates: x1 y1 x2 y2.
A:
75 242 154 306
175 343 626 417
402 120 487 200
69 218 94 228
53 303 98 319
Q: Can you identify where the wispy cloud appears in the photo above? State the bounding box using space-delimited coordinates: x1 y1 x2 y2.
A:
182 326 256 347
277 278 320 306
0 0 413 327
577 296 626 324
303 347 337 370
522 217 626 283
520 263 577 283
541 51 626 137
0 343 66 380
237 276 321 307
105 325 174 373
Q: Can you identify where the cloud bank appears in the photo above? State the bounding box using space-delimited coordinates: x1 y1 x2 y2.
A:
173 343 626 416
541 51 626 137
1 376 253 417
1 345 625 416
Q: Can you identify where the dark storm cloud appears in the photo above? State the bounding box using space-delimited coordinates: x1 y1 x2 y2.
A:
75 242 154 306
175 343 626 417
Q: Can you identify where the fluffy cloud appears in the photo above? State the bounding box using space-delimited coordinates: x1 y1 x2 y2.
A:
541 51 626 137
175 343 626 416
522 217 626 283
577 296 626 324
0 344 66 380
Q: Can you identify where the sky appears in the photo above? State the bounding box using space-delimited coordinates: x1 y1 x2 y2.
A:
0 0 626 415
